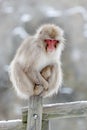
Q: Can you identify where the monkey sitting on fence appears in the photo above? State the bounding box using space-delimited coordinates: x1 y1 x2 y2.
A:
9 24 64 99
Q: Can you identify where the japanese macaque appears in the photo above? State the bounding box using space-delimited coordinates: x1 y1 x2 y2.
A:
9 24 64 99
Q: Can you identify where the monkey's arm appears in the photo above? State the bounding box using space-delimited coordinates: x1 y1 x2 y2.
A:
10 62 34 98
17 38 49 89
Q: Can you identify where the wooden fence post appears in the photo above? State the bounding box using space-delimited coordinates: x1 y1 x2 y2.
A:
27 96 43 130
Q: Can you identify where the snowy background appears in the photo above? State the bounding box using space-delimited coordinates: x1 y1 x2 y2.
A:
0 0 87 129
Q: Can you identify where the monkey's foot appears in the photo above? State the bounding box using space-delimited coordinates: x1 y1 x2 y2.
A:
34 85 43 95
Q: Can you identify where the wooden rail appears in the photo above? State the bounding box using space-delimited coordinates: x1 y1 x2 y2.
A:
1 100 87 130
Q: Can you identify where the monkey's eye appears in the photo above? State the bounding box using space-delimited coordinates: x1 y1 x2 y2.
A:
44 39 47 42
56 40 60 43
44 39 51 42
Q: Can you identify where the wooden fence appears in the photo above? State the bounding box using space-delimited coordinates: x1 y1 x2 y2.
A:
0 96 87 130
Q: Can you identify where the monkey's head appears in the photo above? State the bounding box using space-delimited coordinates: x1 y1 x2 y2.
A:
36 24 64 53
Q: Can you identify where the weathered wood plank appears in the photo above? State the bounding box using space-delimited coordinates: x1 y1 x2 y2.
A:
1 101 87 130
23 101 87 120
26 96 43 130
0 120 24 130
0 120 49 130
43 101 87 119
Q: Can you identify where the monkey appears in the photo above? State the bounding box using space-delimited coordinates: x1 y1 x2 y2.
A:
9 24 64 99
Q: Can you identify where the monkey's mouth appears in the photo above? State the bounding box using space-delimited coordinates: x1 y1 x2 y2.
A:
44 39 59 52
46 45 55 52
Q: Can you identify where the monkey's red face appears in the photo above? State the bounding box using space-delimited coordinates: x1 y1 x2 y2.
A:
44 39 59 52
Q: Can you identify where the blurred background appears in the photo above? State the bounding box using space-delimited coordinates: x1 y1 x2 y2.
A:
0 0 87 129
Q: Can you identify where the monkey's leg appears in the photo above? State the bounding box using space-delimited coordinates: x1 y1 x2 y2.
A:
34 65 52 95
41 65 52 81
10 62 35 98
41 64 59 97
48 64 58 86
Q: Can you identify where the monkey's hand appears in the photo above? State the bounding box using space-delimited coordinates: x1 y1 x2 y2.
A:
34 65 52 95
